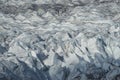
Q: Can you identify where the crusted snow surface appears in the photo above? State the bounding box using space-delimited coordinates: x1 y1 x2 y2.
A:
0 0 120 80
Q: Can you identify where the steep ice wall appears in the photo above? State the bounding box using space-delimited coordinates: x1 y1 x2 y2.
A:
0 0 120 80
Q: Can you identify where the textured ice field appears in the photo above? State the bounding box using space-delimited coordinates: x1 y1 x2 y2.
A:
0 0 120 80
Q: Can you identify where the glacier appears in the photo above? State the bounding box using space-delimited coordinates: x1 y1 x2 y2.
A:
0 0 120 80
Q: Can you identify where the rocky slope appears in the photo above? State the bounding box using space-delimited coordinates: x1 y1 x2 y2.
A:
0 0 120 80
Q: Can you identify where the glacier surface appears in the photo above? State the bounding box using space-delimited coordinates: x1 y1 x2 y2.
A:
0 0 120 80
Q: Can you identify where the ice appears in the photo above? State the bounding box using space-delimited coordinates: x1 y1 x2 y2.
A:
0 0 120 80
